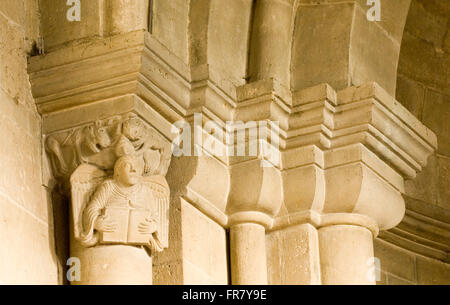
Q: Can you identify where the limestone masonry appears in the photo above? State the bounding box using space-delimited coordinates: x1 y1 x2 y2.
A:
0 0 449 285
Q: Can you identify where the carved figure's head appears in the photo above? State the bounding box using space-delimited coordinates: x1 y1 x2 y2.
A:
88 121 111 151
115 136 135 157
123 115 146 142
114 155 143 187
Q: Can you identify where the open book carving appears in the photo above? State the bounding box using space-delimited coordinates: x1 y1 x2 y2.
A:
70 156 170 253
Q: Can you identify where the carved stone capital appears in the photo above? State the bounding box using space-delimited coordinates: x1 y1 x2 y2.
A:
44 113 172 251
45 113 171 183
28 30 437 236
185 82 437 234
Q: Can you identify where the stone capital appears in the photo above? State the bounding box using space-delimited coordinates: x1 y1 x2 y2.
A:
185 81 437 235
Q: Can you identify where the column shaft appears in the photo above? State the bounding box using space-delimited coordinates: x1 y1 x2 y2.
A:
230 223 267 285
318 225 375 285
71 241 153 285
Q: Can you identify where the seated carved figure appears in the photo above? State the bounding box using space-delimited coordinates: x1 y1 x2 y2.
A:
70 154 170 253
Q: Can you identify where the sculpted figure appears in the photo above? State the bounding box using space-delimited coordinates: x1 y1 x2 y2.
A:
46 120 116 176
70 149 170 252
46 114 171 182
121 114 171 176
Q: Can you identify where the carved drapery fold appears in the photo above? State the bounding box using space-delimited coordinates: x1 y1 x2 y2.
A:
46 113 171 253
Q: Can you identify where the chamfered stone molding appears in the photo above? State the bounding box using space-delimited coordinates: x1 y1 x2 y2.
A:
185 82 437 234
379 198 450 264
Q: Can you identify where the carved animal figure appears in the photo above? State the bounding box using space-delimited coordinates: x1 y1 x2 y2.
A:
46 121 114 176
121 114 172 176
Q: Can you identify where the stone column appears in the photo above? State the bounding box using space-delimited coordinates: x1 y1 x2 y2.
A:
49 116 171 285
229 223 267 285
71 244 153 285
29 0 178 283
318 225 375 285
268 83 437 284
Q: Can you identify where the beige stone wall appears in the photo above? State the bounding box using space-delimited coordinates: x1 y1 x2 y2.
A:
153 157 229 284
376 0 450 285
0 0 58 284
375 238 450 285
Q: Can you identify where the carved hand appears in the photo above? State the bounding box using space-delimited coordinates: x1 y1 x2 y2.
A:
94 216 118 233
138 218 157 235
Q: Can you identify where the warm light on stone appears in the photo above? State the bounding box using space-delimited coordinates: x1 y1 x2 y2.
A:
0 0 448 285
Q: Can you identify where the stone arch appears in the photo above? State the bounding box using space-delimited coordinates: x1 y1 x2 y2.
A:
240 0 413 95
207 0 254 88
288 0 411 95
247 0 295 87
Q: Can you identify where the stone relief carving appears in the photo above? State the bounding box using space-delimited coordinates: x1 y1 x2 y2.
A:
70 154 169 251
46 113 171 180
46 119 116 177
45 113 172 251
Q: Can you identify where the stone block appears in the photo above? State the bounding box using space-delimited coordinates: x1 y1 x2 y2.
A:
299 0 410 43
437 155 450 210
291 3 354 91
396 74 425 120
183 258 216 285
399 32 450 96
279 224 321 285
153 260 183 285
387 273 415 285
319 225 374 284
416 255 450 284
0 195 58 284
109 0 149 35
405 0 448 49
374 238 416 282
248 0 292 85
422 89 450 156
404 154 438 205
25 0 39 44
0 0 25 26
152 0 189 63
266 230 282 285
208 0 253 85
39 0 103 51
181 200 228 284
371 0 411 43
350 6 399 95
0 13 29 106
